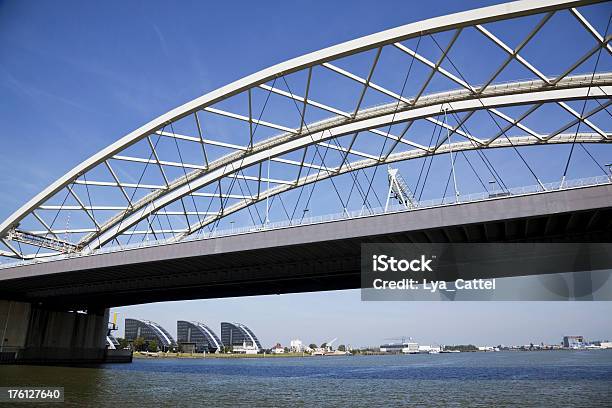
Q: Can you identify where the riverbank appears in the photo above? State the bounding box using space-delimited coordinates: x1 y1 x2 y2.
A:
132 348 610 359
133 351 313 359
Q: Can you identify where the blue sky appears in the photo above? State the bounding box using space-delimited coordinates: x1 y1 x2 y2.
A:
1 0 611 347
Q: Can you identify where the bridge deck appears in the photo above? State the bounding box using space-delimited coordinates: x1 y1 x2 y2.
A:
0 183 610 308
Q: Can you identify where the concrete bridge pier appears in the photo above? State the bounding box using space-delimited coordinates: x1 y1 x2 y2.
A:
0 300 121 364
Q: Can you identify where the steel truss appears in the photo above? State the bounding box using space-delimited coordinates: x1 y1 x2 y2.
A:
1 0 610 260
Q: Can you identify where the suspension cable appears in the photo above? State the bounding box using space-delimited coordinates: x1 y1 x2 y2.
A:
208 78 278 232
81 172 103 250
414 115 443 198
361 35 423 211
561 14 610 185
170 121 205 231
448 110 509 192
430 34 545 190
281 77 349 213
33 185 72 258
117 126 168 246
418 118 446 201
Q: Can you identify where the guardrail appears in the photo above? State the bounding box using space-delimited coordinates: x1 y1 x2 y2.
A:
1 175 610 270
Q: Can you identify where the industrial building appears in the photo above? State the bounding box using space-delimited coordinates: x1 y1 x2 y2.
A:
563 336 585 349
124 318 177 351
380 342 419 354
220 322 262 353
177 321 223 353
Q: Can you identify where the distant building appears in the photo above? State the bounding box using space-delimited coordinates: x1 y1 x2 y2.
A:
380 343 403 353
124 318 177 351
177 321 223 353
232 342 259 354
563 336 584 348
421 345 441 354
221 322 262 352
418 345 442 353
290 339 304 352
271 343 285 354
380 342 419 354
600 341 612 349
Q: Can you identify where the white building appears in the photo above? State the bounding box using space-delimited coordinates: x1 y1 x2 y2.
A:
418 345 441 354
233 341 258 354
271 343 285 354
290 339 304 352
600 342 612 349
402 342 419 354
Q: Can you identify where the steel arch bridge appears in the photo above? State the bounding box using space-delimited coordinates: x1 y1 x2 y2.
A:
1 0 611 264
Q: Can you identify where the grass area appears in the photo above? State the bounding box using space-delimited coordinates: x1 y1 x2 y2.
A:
133 351 311 359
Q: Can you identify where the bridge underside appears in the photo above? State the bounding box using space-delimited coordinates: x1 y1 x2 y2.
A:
0 184 610 308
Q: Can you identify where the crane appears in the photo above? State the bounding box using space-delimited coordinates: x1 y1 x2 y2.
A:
385 166 417 212
326 337 338 352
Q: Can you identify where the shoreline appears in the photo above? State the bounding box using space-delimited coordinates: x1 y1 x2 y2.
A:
131 348 609 360
133 352 314 359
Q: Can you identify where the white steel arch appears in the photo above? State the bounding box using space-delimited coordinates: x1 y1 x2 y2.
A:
1 0 611 260
84 82 612 251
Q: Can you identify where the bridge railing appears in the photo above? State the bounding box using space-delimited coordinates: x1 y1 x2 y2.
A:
1 175 610 269
178 174 610 242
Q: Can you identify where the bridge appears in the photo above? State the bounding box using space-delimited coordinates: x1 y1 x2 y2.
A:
0 0 610 363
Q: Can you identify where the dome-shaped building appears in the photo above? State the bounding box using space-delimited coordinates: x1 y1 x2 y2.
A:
221 322 262 353
124 318 177 351
177 321 223 353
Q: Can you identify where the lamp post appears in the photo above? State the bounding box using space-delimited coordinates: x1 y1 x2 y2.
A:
302 208 309 224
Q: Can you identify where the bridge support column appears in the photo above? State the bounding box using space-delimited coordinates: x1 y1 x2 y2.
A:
0 300 113 365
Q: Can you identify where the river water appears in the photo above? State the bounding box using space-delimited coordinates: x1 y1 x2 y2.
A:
1 351 611 407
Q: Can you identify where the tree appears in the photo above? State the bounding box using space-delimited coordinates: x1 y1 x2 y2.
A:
133 337 145 351
309 344 317 350
117 338 130 349
338 344 346 352
148 340 158 352
320 343 327 349
444 344 478 352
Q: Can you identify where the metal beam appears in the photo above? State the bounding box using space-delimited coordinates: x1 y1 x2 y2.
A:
175 132 608 239
1 0 603 244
